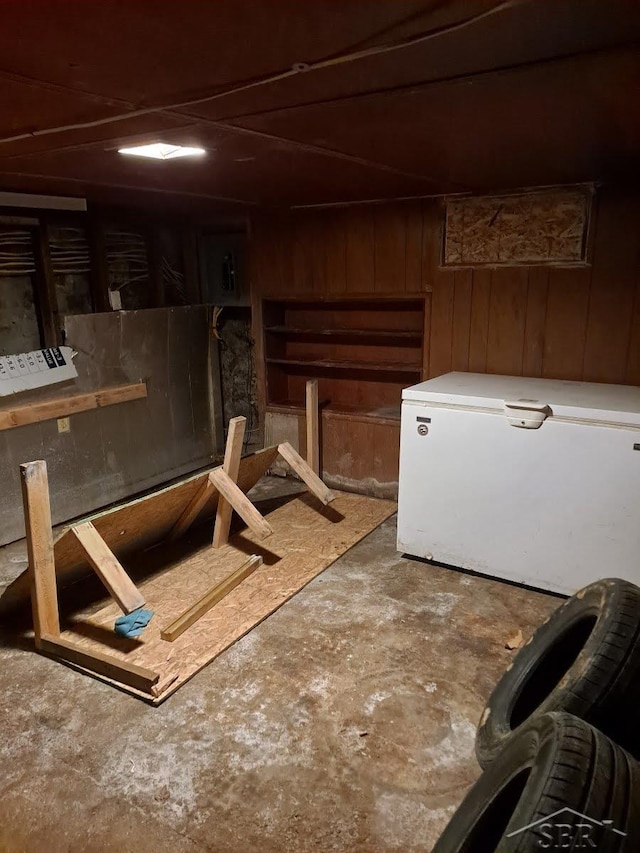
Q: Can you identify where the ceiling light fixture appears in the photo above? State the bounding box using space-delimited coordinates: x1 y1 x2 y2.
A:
118 143 206 160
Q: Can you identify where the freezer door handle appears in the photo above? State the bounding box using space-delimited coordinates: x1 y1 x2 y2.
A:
503 400 550 429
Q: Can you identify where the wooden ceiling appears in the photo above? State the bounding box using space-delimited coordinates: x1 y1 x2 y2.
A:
0 0 639 217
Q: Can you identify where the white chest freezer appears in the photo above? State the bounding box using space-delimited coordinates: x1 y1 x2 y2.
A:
397 372 640 594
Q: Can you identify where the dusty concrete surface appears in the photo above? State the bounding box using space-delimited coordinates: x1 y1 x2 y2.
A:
0 477 557 853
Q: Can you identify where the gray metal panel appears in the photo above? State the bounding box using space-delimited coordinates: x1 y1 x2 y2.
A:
0 305 218 545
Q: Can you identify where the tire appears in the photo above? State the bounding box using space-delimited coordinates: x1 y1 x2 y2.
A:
433 712 640 853
476 578 640 767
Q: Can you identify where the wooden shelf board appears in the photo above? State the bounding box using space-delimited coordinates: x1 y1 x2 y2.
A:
0 381 147 431
263 297 424 429
264 295 426 307
265 326 422 341
267 400 401 425
266 357 421 374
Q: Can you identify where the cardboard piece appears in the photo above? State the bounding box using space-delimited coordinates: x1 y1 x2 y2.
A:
0 346 77 396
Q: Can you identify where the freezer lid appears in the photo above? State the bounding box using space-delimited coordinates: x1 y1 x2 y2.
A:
402 372 640 426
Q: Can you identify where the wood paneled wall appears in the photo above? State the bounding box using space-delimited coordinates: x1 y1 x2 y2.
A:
250 186 640 388
250 201 425 297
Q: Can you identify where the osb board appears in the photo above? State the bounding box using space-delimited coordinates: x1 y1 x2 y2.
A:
57 490 397 703
0 446 279 614
444 187 593 266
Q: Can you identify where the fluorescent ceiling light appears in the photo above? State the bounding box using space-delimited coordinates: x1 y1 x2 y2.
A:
118 143 206 160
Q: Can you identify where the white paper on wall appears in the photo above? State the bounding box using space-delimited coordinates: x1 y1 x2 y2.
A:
0 346 78 396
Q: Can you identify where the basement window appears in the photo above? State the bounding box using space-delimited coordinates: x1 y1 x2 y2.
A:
118 143 205 160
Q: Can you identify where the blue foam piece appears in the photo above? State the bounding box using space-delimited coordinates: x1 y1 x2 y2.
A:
114 607 154 638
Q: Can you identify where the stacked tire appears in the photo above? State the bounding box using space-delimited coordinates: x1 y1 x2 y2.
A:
432 579 640 852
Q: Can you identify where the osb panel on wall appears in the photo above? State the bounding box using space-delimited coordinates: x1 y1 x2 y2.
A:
443 187 593 267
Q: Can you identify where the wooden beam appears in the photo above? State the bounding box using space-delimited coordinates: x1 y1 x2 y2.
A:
208 468 273 540
94 383 147 407
31 222 60 348
87 217 110 312
212 416 246 549
305 379 320 475
0 394 96 431
278 442 335 505
71 522 145 614
39 634 159 694
0 382 147 431
20 460 60 644
167 477 215 542
161 555 262 642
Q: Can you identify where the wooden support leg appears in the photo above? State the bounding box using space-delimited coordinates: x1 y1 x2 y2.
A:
39 634 159 694
305 379 320 475
208 469 273 540
71 521 145 614
212 416 246 548
277 442 335 505
20 460 60 645
167 477 216 542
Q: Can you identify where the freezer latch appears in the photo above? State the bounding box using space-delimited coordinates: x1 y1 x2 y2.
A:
503 399 550 429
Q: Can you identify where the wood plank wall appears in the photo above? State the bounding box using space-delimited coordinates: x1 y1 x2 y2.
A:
250 201 425 297
250 186 640 388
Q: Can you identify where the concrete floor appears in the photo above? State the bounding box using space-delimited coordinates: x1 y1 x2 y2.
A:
0 477 557 853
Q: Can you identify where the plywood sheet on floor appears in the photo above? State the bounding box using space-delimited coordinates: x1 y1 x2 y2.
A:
58 490 396 703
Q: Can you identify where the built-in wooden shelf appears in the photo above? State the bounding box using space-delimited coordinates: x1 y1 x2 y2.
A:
266 357 421 374
267 398 401 426
265 326 422 342
262 296 425 426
